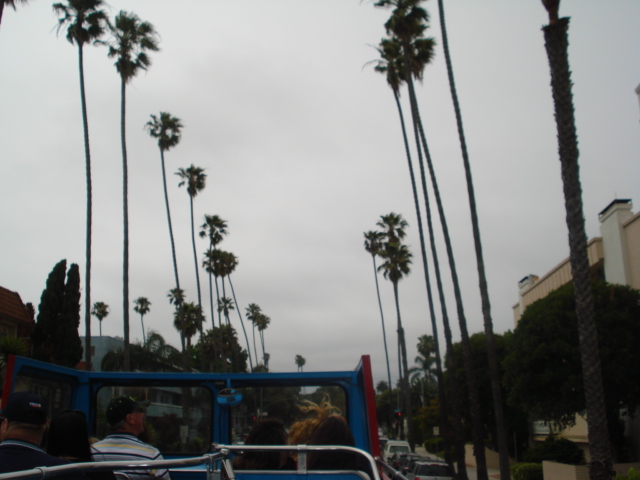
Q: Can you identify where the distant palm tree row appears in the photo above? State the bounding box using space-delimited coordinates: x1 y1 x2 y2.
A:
24 0 273 374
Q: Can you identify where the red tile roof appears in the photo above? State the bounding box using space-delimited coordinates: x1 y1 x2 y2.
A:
0 286 32 324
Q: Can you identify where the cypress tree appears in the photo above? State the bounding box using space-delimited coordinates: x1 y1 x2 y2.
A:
31 260 83 367
55 263 83 367
32 260 67 362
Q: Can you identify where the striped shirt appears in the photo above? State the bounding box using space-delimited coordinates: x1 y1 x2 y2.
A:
92 433 171 480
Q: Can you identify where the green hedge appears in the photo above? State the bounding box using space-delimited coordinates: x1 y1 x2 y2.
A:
511 463 543 480
423 437 443 454
617 468 640 480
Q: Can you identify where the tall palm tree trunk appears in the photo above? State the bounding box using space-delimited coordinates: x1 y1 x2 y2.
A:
252 323 258 367
160 148 186 370
140 313 145 346
120 78 130 371
401 42 487 479
392 281 413 447
78 42 93 372
407 86 467 476
436 2 510 476
260 330 266 365
228 276 253 371
214 276 222 327
393 89 453 466
160 148 181 291
208 270 215 331
188 196 206 370
543 17 612 480
189 197 202 315
370 251 394 432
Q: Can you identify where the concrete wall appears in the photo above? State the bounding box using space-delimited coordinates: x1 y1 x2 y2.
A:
542 461 589 480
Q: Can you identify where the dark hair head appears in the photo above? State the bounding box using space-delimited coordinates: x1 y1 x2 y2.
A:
307 415 357 470
1 392 47 425
47 410 92 461
233 419 289 470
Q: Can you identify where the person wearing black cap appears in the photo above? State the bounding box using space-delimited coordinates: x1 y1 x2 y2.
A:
0 391 84 479
92 396 170 480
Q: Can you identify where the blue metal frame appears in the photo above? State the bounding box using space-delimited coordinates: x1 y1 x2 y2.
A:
2 355 378 455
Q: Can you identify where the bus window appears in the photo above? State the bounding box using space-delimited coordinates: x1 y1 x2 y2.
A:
12 374 73 420
95 385 212 454
230 385 346 444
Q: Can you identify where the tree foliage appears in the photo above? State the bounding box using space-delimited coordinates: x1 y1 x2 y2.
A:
102 330 181 372
447 331 529 457
198 325 248 373
31 260 83 368
504 281 640 458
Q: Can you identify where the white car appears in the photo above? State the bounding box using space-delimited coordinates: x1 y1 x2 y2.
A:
382 439 411 463
407 461 454 480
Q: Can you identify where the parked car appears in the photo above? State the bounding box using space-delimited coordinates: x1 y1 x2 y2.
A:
407 461 454 480
397 453 428 474
382 439 411 463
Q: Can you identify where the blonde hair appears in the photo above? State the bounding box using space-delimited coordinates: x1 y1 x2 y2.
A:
289 396 341 446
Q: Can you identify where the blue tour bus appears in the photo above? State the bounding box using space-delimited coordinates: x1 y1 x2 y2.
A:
0 354 388 480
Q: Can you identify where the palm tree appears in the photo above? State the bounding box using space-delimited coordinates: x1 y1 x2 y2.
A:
263 352 270 370
176 165 206 319
200 215 228 326
377 1 487 471
104 10 159 371
416 334 434 371
200 214 228 247
203 248 222 326
364 229 394 428
433 1 510 476
222 254 253 371
255 312 270 366
53 0 107 373
371 36 455 467
0 0 28 25
295 355 306 372
168 287 188 371
91 301 109 337
133 296 151 345
376 212 407 244
541 3 612 479
174 302 203 348
377 236 412 442
217 297 234 326
145 112 183 297
246 303 262 365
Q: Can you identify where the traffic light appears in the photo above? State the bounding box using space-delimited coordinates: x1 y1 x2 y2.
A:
394 409 402 418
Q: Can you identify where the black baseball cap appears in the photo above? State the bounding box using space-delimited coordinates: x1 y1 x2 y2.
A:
106 396 148 426
1 391 47 425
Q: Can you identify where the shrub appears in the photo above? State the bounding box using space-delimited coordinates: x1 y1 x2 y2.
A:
617 467 640 480
423 437 443 454
523 436 585 465
511 463 543 480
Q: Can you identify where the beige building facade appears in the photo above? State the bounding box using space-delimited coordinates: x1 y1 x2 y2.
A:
513 199 640 324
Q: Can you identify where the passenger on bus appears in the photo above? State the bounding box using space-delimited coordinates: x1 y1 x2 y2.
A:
232 418 295 470
289 397 341 446
307 415 357 470
0 391 85 480
47 410 116 480
92 396 171 480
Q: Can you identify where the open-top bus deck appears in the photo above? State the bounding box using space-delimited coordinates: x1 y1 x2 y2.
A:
0 355 400 480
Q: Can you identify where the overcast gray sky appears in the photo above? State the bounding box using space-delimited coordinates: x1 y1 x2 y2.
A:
2 0 639 384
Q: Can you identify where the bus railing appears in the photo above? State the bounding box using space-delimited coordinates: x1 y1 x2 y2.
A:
0 444 381 480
